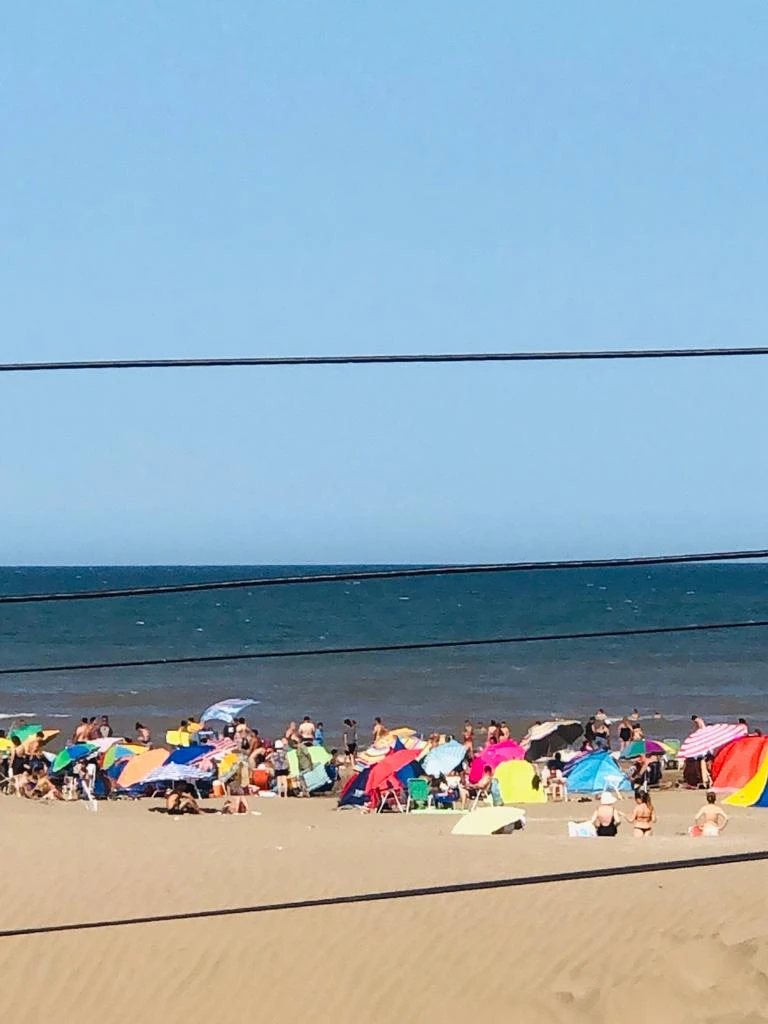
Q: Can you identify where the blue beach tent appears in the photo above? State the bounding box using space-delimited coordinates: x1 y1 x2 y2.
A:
564 751 631 794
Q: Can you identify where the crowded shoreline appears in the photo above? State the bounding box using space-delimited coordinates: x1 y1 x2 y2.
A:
1 701 761 840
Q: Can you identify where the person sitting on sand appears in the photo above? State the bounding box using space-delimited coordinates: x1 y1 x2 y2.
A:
590 792 622 837
222 795 250 814
690 792 728 837
166 784 200 815
628 791 656 837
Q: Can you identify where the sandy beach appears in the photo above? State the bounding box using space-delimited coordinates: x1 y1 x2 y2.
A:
2 790 767 1022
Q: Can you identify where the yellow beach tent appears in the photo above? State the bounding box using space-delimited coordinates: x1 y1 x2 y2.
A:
495 759 546 804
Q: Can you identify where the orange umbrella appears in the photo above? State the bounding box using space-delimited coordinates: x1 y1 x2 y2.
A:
117 747 169 789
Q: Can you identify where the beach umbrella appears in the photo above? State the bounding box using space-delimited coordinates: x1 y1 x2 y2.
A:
423 740 468 778
286 745 331 778
388 727 418 739
167 745 215 766
117 747 170 789
522 721 583 761
9 724 43 743
468 739 525 785
621 740 667 759
451 806 526 836
52 743 98 773
678 723 748 760
563 751 632 794
200 698 259 724
142 763 212 785
101 744 144 770
365 748 423 795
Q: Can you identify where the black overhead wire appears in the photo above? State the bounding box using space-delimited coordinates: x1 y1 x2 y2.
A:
2 548 767 605
2 616 768 677
2 346 768 373
1 849 765 939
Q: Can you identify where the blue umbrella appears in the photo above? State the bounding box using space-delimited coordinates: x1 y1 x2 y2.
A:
167 745 213 766
422 740 467 778
200 698 259 724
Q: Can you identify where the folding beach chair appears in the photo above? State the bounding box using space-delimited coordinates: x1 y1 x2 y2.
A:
405 777 433 812
376 782 404 813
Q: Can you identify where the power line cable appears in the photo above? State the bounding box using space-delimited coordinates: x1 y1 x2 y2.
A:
3 347 768 374
2 616 767 676
2 547 767 605
0 849 765 939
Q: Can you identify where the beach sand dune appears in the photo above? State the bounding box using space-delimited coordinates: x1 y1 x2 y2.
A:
2 792 767 1022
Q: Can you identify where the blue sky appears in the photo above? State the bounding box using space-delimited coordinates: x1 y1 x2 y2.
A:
1 2 766 564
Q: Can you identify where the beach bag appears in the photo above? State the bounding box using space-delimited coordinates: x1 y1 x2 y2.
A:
568 821 597 838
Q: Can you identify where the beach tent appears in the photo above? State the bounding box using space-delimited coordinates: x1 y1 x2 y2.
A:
494 760 546 804
286 745 331 778
678 723 747 760
338 766 373 808
563 751 631 794
468 739 525 784
712 735 768 791
724 755 768 807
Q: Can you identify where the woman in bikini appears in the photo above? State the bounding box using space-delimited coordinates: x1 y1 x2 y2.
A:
628 791 656 837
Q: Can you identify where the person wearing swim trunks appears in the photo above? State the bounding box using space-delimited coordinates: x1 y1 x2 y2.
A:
690 792 728 837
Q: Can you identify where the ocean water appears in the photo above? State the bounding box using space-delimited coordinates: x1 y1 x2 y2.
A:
1 564 766 743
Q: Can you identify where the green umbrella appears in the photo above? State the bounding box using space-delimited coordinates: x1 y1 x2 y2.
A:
10 723 43 743
286 746 331 778
52 743 97 773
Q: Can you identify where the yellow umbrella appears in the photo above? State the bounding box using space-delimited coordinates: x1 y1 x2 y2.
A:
451 807 526 836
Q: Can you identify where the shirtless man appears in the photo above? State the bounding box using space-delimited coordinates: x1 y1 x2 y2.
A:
691 792 728 837
73 718 90 743
298 716 316 746
372 717 387 743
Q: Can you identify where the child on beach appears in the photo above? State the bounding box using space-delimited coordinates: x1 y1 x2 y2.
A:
628 791 656 837
689 792 728 837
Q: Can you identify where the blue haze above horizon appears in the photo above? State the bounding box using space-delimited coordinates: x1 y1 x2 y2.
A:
1 3 767 566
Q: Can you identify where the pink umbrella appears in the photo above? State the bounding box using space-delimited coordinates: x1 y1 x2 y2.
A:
468 739 525 784
678 723 748 760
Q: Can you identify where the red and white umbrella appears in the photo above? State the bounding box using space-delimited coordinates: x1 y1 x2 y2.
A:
678 723 747 760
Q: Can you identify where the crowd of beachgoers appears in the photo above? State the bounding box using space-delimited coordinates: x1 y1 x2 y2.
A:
0 705 755 837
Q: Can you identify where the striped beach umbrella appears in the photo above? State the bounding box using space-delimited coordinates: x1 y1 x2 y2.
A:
678 723 748 760
142 763 212 785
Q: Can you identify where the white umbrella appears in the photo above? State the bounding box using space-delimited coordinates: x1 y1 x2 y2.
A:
200 698 259 724
143 763 212 785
